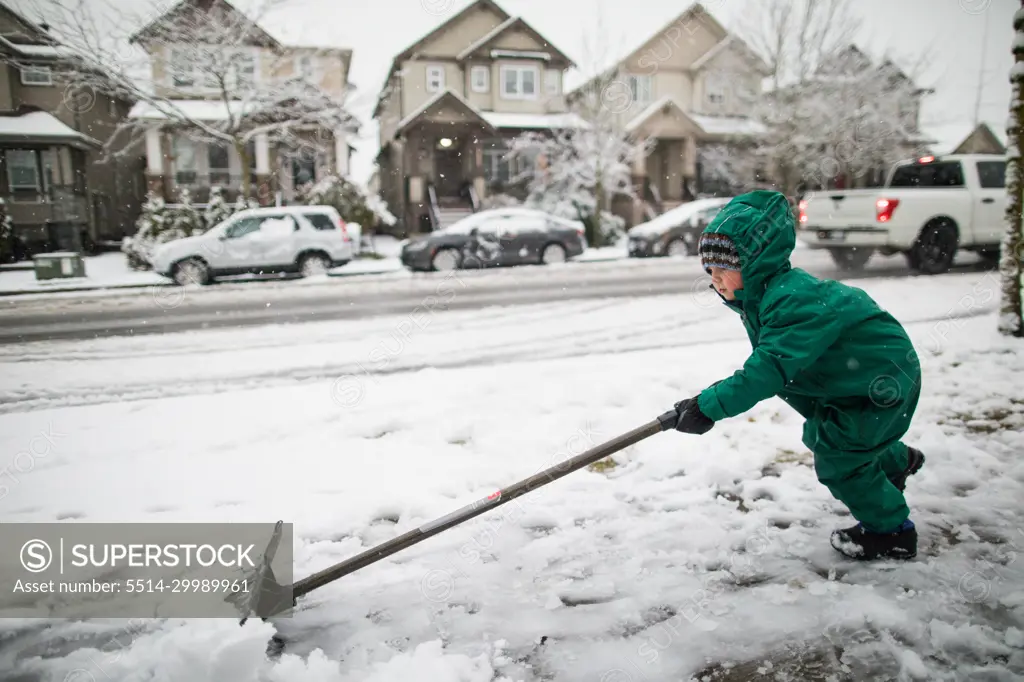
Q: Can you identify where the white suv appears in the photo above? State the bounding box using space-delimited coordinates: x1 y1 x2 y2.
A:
151 206 359 286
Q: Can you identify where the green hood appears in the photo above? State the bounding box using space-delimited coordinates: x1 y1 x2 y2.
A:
701 190 796 302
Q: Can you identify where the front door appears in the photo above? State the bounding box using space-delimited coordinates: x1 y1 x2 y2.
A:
435 145 464 198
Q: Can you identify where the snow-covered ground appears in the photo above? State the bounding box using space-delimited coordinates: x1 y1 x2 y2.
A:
1 269 1022 681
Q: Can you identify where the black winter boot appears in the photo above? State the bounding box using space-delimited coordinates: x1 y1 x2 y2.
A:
830 520 917 560
890 447 925 492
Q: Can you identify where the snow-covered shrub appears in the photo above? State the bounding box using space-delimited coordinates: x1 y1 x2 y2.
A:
0 198 15 263
167 187 205 239
297 173 397 232
233 194 260 213
204 185 234 230
123 193 168 269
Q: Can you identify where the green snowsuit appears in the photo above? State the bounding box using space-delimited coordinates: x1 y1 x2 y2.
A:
695 190 921 533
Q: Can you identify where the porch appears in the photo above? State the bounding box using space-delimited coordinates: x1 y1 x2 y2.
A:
0 111 101 255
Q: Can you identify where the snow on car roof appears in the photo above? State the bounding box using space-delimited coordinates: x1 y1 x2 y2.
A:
628 198 732 236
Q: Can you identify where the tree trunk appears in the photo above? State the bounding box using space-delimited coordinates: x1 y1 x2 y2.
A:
1001 3 1024 337
236 139 252 200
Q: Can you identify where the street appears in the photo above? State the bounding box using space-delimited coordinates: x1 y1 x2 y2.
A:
0 249 992 344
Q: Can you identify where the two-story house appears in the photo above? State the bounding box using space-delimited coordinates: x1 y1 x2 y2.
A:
373 0 578 234
567 3 771 227
127 0 355 207
0 1 145 258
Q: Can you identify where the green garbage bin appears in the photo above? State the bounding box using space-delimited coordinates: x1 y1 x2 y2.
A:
34 252 86 280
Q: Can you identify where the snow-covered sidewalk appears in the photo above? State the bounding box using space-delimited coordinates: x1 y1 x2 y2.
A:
0 270 1022 681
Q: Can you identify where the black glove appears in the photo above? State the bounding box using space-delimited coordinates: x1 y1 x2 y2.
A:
673 398 715 435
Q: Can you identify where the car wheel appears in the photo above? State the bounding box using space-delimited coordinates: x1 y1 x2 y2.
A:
540 242 567 264
666 238 689 257
173 258 210 286
431 247 462 271
909 220 958 275
299 252 331 277
828 247 873 271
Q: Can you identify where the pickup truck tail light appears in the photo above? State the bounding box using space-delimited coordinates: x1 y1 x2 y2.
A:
876 198 900 223
798 199 808 225
336 217 352 242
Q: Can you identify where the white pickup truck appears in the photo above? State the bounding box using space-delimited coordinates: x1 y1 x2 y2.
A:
796 153 1006 274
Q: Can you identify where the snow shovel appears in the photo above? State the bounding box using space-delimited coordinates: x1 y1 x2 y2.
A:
230 408 682 649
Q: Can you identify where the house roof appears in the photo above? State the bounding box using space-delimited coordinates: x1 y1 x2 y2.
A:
480 111 588 130
0 110 100 148
922 120 1008 156
129 0 281 48
454 15 574 66
688 34 771 75
566 2 736 98
0 1 59 45
373 0 512 118
394 88 495 136
625 96 765 137
0 36 76 60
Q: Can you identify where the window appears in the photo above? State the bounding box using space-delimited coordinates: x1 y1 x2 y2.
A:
471 65 489 93
545 69 560 96
6 150 39 191
500 65 538 100
224 216 264 239
234 50 256 88
208 144 230 186
20 65 52 85
292 156 316 188
304 212 337 231
297 54 315 80
626 74 651 104
426 64 445 93
705 73 725 106
976 160 1006 189
890 161 964 188
171 49 194 87
173 137 198 185
483 148 511 184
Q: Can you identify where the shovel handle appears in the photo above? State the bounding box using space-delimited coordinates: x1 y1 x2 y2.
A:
289 409 680 599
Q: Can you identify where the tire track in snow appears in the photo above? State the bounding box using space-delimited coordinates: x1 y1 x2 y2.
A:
0 307 993 415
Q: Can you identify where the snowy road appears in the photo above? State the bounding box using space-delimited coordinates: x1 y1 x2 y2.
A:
0 249 992 344
1 267 1022 681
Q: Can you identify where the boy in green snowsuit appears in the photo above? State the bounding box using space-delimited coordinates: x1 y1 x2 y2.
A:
671 190 924 560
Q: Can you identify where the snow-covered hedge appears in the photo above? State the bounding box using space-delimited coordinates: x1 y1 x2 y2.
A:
123 188 257 270
296 174 397 231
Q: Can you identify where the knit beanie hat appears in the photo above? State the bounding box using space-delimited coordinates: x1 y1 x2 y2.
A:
698 232 742 274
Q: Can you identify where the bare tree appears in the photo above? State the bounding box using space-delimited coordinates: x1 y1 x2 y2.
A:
1001 2 1024 337
10 0 358 197
729 0 935 198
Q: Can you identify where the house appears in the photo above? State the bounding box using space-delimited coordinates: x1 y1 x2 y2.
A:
566 3 771 226
0 1 145 257
794 46 935 191
924 120 1007 157
127 0 356 208
372 0 578 234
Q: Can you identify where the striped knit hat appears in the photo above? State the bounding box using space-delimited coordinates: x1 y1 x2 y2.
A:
698 232 742 274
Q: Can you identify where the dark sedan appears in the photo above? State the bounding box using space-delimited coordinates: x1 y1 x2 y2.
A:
400 208 588 271
627 197 732 258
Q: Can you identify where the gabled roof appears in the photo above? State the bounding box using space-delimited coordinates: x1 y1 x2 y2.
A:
0 110 100 149
394 88 495 136
625 96 766 138
455 15 574 66
688 34 770 76
567 3 740 99
129 0 280 48
0 1 59 46
373 0 512 118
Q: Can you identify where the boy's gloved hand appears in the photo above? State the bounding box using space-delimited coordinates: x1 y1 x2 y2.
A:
673 398 715 435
